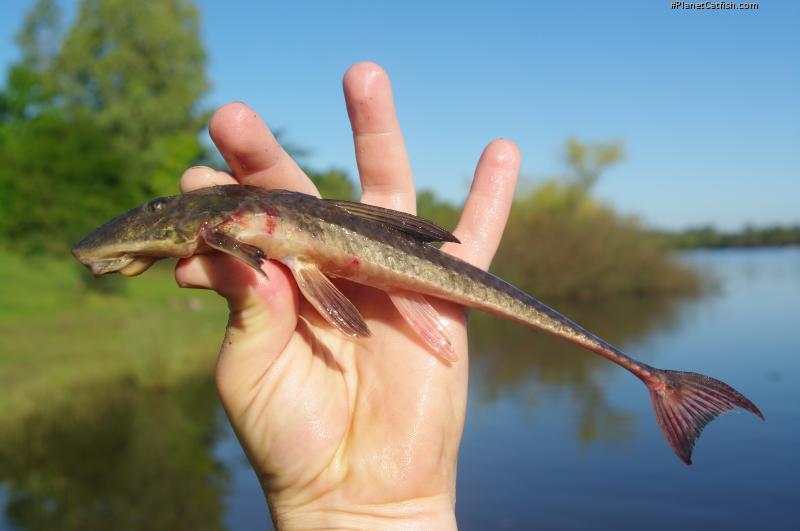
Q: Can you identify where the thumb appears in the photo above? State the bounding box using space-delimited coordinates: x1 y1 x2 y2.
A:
175 254 299 397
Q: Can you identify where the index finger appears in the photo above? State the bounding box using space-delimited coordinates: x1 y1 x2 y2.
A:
209 102 318 196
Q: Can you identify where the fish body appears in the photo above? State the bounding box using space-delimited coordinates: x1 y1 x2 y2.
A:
72 184 763 464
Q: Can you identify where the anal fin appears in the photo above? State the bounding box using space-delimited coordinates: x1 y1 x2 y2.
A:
202 226 268 278
289 259 370 338
388 290 456 362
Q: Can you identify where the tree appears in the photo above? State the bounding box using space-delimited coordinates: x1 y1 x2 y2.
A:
53 0 209 197
16 0 62 72
0 0 61 121
306 168 356 200
416 190 459 232
492 138 700 299
564 137 623 191
0 0 209 253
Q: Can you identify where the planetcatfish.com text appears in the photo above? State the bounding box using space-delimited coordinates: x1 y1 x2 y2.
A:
671 2 759 10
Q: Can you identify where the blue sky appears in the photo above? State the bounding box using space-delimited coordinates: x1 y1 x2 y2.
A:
1 0 797 229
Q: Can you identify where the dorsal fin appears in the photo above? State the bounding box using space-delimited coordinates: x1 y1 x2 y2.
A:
326 199 460 243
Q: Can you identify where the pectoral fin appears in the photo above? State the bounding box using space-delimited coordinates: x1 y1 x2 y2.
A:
388 290 457 362
288 259 370 338
202 226 267 278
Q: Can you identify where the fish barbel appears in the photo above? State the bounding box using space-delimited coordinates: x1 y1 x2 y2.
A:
72 184 762 464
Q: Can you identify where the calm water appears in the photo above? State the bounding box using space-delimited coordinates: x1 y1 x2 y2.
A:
2 248 798 530
457 248 799 530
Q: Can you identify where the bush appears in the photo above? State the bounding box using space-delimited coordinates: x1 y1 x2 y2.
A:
492 181 702 300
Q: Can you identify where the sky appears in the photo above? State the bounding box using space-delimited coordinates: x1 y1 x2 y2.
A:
1 0 797 230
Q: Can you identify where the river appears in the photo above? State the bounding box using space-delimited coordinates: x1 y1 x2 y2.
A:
1 248 797 530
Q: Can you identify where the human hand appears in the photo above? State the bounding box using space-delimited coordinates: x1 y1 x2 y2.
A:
175 62 520 530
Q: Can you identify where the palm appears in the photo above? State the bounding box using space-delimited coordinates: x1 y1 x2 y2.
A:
219 276 468 508
175 63 519 522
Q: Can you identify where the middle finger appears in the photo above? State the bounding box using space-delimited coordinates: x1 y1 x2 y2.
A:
344 62 416 213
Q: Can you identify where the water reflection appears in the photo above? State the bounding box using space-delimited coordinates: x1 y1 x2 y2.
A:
0 298 691 531
0 297 687 530
1 250 794 530
0 377 226 531
467 295 689 443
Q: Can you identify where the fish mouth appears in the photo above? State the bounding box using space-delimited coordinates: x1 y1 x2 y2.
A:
71 242 134 275
73 253 136 276
71 248 161 276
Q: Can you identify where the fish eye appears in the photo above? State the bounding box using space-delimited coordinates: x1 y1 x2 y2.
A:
146 198 169 213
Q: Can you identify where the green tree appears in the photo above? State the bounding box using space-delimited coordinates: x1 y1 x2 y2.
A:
306 168 356 200
53 0 209 197
15 0 62 72
492 139 700 299
0 0 61 121
668 223 800 249
0 0 209 253
564 137 623 191
416 189 459 232
0 114 125 253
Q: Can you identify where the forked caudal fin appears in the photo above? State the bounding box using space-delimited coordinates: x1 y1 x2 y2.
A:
644 369 763 465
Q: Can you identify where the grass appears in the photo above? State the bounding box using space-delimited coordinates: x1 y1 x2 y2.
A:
0 252 228 424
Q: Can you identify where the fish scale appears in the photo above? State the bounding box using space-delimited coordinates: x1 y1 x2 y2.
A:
72 184 763 465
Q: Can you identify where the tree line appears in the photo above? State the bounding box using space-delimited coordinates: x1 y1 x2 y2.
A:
662 225 800 249
1 0 708 300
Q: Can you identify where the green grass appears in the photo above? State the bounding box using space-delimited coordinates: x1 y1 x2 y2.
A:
0 252 228 423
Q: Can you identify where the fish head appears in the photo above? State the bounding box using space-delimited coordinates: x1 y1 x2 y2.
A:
72 191 221 276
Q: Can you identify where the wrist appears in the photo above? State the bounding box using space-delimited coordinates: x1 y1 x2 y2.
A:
269 493 458 531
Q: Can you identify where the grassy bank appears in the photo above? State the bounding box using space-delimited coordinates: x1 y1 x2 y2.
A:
0 253 227 423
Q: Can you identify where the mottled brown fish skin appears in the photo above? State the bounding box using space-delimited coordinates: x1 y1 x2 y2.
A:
73 184 764 466
72 186 247 260
239 188 648 377
72 185 651 374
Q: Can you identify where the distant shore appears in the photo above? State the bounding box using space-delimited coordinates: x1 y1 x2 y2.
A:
659 225 800 249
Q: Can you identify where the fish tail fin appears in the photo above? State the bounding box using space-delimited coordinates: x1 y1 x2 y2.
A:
644 368 763 465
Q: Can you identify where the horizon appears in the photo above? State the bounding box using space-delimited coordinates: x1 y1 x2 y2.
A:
1 0 797 231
